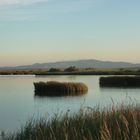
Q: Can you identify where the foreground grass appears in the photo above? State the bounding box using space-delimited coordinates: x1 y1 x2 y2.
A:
3 104 140 140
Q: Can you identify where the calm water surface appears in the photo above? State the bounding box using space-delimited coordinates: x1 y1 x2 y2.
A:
0 75 140 132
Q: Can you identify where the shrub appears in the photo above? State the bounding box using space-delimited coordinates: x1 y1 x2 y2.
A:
64 66 79 72
48 68 62 72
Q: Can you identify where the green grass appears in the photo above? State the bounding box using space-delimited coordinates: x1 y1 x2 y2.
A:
100 76 140 87
34 81 88 96
3 104 140 140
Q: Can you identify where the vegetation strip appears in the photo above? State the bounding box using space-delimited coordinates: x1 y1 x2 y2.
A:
100 76 140 87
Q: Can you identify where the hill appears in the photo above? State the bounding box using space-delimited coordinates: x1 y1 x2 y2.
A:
0 59 140 70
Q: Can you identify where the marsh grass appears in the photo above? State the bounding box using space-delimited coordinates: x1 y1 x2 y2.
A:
100 76 140 87
3 104 140 140
34 81 88 96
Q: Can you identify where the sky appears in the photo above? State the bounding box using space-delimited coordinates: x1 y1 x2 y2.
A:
0 0 140 66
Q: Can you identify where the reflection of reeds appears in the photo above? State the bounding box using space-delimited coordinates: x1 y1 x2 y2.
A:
4 104 140 140
100 76 140 87
34 81 88 96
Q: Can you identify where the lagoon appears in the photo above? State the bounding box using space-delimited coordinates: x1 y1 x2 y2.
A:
0 75 140 132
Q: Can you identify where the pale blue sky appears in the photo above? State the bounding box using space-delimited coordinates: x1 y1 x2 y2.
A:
0 0 140 66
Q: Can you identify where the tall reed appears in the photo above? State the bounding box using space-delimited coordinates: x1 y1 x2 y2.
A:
4 104 140 140
34 81 88 96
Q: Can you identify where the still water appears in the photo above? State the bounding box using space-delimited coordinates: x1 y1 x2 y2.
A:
0 75 140 132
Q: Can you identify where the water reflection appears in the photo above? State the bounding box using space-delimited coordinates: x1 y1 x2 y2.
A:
67 75 77 80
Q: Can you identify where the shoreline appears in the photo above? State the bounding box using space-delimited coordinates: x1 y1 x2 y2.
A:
0 69 139 76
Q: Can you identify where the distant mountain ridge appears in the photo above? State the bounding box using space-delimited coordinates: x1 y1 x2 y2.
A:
1 59 140 70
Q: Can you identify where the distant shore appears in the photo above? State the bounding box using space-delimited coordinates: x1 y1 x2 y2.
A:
0 71 140 76
35 71 140 76
0 69 140 76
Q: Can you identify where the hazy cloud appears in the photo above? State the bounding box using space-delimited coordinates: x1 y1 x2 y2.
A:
0 0 48 6
0 0 97 21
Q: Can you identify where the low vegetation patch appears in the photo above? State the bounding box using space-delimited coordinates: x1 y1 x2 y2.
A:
64 66 79 72
3 104 140 140
34 81 88 96
48 68 62 72
100 76 140 87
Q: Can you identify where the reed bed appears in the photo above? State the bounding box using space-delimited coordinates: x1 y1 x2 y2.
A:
3 104 140 140
34 81 88 96
100 76 140 87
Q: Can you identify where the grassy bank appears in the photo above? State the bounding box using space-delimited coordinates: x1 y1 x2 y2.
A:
34 81 88 96
100 76 140 87
3 104 140 140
